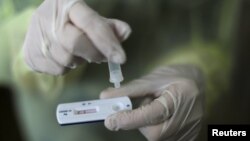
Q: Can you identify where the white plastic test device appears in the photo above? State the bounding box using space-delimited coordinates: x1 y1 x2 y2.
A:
56 96 132 125
56 61 127 125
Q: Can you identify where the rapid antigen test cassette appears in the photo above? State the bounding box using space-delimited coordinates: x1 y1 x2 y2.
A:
56 96 132 125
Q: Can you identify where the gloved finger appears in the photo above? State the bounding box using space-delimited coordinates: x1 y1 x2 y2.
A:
56 23 105 63
46 41 76 68
100 80 154 99
107 19 132 42
48 42 87 68
24 45 68 75
140 96 154 106
104 97 172 131
139 123 165 141
69 2 126 64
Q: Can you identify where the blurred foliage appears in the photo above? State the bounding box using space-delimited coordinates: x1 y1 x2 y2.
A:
0 8 34 85
11 0 42 12
0 0 42 25
0 0 15 25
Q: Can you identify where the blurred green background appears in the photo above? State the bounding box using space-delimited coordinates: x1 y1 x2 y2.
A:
0 0 250 141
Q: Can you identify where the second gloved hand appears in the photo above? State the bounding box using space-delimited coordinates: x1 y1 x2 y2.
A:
23 0 131 75
100 65 204 141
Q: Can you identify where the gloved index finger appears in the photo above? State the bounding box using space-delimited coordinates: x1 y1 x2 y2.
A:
104 98 171 131
69 2 126 64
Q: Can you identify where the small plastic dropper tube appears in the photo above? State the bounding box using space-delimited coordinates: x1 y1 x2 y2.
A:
108 61 124 88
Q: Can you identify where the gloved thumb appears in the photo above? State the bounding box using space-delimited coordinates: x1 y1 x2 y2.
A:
107 19 132 42
104 94 174 131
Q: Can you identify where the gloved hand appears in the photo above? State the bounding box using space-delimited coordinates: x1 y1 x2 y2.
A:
23 0 131 75
100 65 204 141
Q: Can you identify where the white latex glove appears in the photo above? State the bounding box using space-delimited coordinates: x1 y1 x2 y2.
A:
23 0 131 75
100 65 204 141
